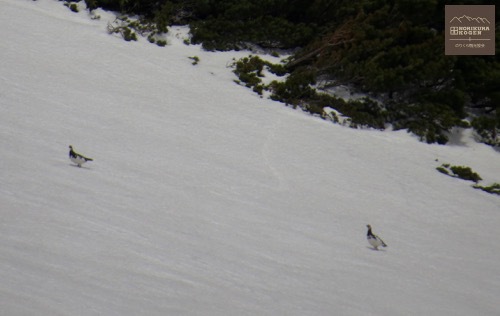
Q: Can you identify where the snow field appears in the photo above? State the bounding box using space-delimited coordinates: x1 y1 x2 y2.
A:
1 1 500 315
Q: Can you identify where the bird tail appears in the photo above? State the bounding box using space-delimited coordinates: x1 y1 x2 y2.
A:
85 157 93 162
380 238 387 247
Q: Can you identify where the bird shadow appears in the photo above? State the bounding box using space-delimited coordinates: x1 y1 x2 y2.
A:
366 246 387 252
69 164 91 170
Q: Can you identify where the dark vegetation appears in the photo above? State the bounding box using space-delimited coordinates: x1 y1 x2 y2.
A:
81 0 499 145
437 163 499 195
437 163 482 183
473 183 500 195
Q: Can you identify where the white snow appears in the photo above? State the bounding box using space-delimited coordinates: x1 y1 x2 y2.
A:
1 1 500 315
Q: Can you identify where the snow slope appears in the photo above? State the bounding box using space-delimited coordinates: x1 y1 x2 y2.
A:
1 1 499 315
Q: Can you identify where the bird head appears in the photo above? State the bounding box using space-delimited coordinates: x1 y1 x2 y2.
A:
366 224 371 229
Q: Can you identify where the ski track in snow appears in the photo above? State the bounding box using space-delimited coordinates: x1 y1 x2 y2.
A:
1 1 500 315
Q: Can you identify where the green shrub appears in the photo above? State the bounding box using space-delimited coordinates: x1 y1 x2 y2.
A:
239 72 261 88
438 164 499 195
387 101 465 144
436 166 449 175
438 164 482 183
122 27 137 41
450 166 482 183
473 183 500 195
64 2 79 12
107 19 139 42
472 116 499 146
267 63 288 76
234 56 266 77
154 2 173 34
190 15 315 51
233 56 267 90
84 0 97 11
188 56 200 65
253 84 265 95
269 68 316 104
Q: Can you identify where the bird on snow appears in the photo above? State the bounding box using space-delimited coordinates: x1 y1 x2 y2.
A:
366 224 387 250
69 145 93 167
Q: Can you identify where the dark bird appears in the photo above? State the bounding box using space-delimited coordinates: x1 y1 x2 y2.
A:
69 145 93 167
366 224 387 250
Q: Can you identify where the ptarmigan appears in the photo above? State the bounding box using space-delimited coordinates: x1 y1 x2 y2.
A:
366 224 387 250
69 145 93 167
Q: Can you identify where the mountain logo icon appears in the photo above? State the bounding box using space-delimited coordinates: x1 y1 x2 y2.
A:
450 15 491 24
